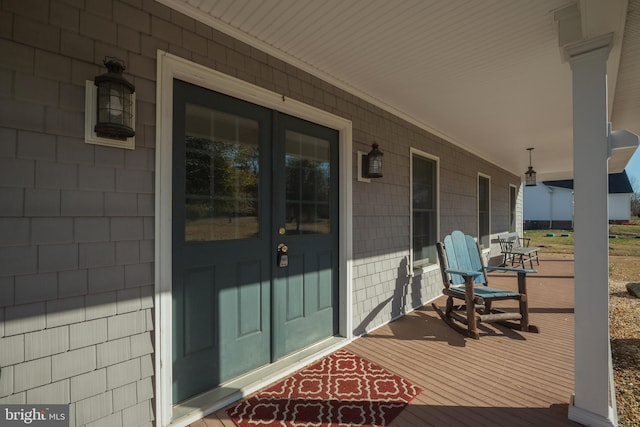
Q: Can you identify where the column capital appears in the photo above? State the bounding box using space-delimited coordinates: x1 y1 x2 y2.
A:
564 33 614 64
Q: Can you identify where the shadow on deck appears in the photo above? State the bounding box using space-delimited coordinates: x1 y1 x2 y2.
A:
191 254 579 427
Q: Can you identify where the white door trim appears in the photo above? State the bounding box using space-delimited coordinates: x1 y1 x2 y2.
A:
154 50 353 426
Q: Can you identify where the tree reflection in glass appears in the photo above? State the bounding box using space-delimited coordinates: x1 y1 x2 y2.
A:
184 104 260 241
285 130 331 235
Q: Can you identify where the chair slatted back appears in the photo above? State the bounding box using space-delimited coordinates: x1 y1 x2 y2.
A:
442 231 487 285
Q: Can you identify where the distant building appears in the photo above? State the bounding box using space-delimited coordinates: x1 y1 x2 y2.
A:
524 171 634 229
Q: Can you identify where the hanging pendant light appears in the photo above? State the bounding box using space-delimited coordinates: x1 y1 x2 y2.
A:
525 147 537 186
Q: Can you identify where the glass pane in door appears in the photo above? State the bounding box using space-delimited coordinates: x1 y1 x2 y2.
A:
284 130 331 234
184 103 260 241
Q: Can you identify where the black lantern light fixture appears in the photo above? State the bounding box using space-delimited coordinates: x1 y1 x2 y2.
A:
363 143 383 178
525 147 537 186
94 57 135 140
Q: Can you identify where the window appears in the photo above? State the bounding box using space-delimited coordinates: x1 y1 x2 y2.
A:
478 174 490 249
509 184 517 232
412 151 438 267
284 130 331 235
184 103 260 241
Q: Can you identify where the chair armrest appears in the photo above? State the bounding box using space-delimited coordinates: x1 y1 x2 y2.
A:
521 237 531 247
485 266 535 295
484 266 537 274
444 268 485 278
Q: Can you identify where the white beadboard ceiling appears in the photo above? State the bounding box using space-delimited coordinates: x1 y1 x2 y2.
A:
160 0 640 180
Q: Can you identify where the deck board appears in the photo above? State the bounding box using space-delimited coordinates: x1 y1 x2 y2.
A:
189 254 579 427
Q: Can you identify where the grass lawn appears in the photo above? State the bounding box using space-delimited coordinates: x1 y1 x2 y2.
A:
523 220 640 281
524 222 640 256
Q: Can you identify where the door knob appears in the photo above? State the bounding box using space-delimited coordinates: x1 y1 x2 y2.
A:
277 243 288 267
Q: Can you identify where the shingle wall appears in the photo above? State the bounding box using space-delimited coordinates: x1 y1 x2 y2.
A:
0 0 521 424
350 120 521 335
0 0 155 426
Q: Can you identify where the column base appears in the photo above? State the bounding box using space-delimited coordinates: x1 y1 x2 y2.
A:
568 395 618 427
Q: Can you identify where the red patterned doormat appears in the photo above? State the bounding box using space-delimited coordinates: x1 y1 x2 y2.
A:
227 349 422 426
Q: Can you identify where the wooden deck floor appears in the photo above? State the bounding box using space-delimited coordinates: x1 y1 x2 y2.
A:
190 254 579 427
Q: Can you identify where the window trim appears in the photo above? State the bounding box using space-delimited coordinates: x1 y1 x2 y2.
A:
410 148 440 271
477 173 491 250
509 184 518 233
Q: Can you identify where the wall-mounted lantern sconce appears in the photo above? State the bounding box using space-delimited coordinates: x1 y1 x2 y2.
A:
85 57 136 149
362 143 383 179
94 58 135 139
525 147 537 186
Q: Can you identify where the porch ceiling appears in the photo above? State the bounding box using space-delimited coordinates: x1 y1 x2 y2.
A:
161 0 640 181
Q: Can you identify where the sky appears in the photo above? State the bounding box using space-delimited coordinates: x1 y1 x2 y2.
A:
626 148 640 193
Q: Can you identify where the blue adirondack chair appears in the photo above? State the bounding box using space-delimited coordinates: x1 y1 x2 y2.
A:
432 230 539 339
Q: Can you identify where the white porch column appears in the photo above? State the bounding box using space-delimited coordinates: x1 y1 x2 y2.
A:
565 34 617 427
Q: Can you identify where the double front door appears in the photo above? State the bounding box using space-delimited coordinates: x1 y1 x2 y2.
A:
171 80 339 403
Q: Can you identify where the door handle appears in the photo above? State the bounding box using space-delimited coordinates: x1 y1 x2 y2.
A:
277 243 288 267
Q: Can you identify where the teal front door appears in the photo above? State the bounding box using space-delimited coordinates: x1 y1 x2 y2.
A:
171 80 339 403
271 113 339 359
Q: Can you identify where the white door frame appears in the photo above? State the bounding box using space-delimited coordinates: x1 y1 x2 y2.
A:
154 50 354 426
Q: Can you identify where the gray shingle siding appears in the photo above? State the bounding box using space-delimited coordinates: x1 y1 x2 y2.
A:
0 0 521 425
0 0 156 424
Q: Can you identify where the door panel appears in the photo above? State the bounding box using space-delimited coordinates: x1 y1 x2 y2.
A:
172 266 216 402
217 258 270 381
317 251 334 309
283 253 305 321
183 267 215 355
172 80 272 403
272 114 339 360
236 261 263 336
